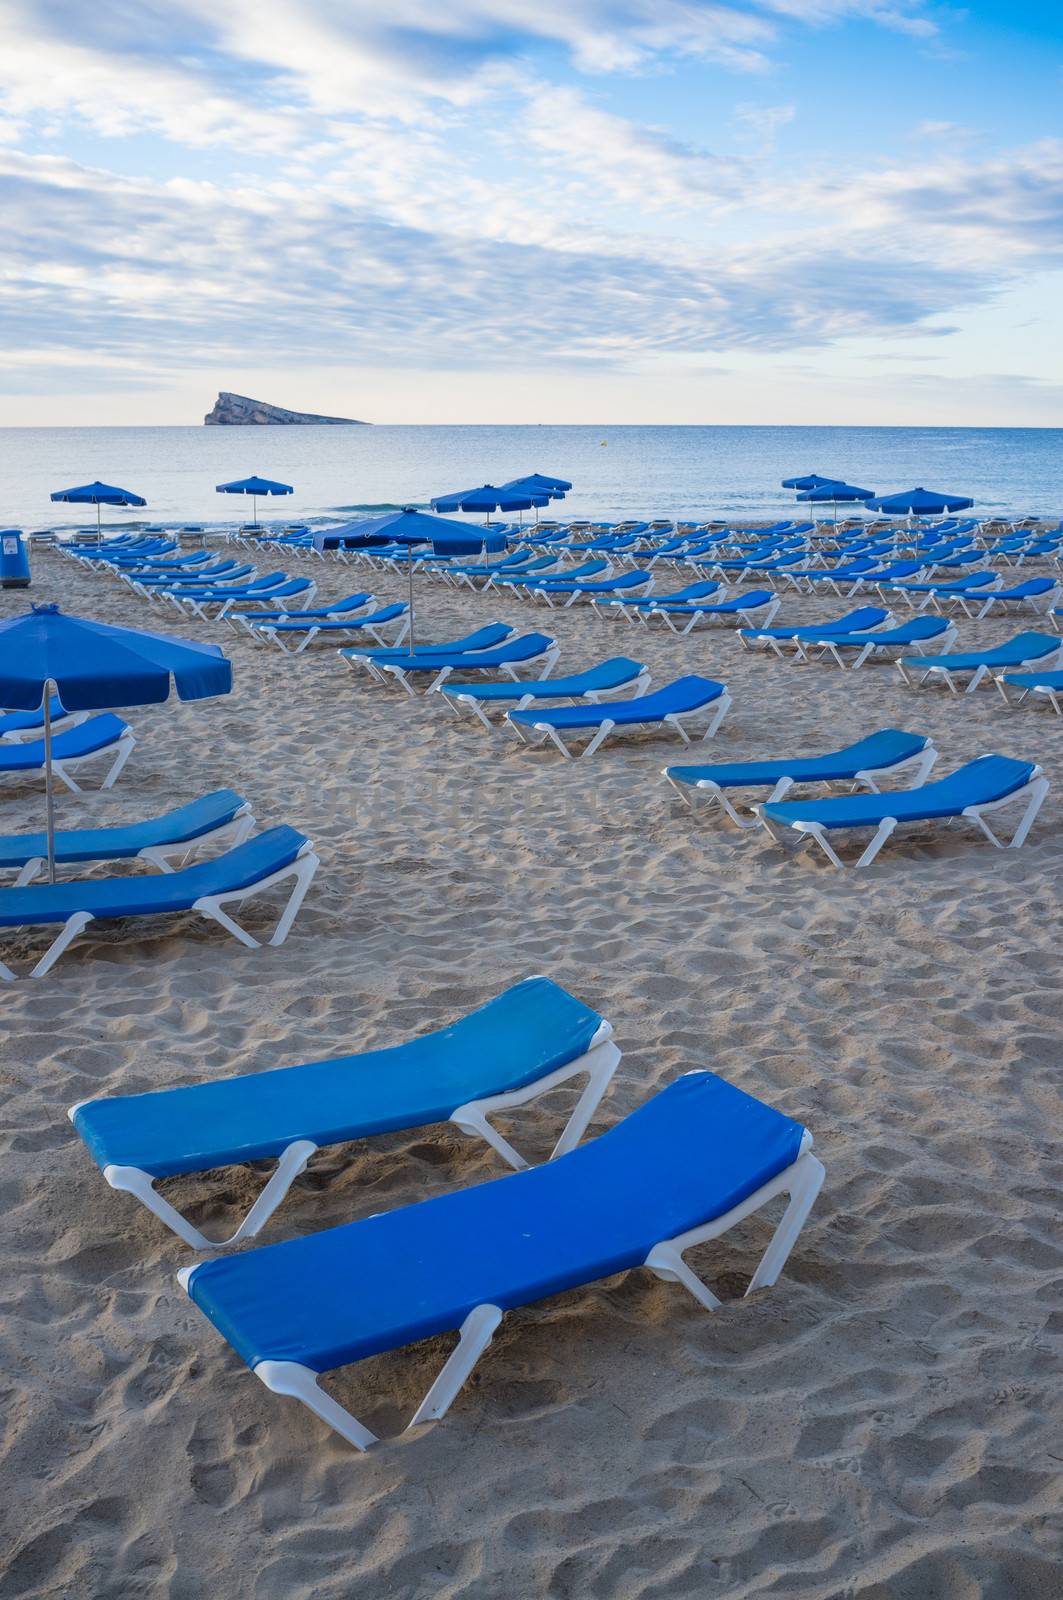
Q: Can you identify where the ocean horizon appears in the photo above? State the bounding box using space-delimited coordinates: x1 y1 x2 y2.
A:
4 423 1061 532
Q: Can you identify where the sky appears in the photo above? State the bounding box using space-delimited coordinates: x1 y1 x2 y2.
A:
0 0 1060 426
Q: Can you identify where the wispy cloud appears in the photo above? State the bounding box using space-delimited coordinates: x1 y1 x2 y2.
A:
0 0 1059 421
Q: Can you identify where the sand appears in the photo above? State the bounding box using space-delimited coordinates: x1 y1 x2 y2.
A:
0 539 1060 1599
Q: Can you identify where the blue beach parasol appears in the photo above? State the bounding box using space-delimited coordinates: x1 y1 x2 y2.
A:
216 476 294 528
314 508 506 652
797 482 875 526
502 473 572 496
865 487 974 518
781 474 843 493
430 484 549 523
0 604 231 882
50 481 147 542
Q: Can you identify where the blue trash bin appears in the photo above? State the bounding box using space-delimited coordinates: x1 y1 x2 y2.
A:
0 530 31 588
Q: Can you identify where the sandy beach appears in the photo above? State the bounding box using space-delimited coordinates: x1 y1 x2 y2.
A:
1 539 1060 1600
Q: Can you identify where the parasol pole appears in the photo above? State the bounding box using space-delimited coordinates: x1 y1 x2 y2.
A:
43 680 57 883
407 546 417 654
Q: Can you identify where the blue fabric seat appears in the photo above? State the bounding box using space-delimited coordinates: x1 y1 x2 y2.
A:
439 657 648 712
508 676 730 758
343 624 512 663
177 1071 821 1450
795 616 954 667
897 630 1061 693
239 593 374 623
0 788 248 881
0 825 317 980
0 714 134 793
664 729 934 826
740 606 889 646
758 755 1047 867
71 976 619 1249
366 634 559 694
73 977 606 1179
188 1072 804 1371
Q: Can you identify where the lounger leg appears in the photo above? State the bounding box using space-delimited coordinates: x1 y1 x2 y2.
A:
193 849 319 950
100 733 136 789
450 1037 620 1169
746 1153 826 1292
580 721 615 758
407 1305 504 1429
965 775 1050 850
644 1144 824 1311
853 818 898 868
98 1140 319 1249
252 1360 379 1451
25 912 95 978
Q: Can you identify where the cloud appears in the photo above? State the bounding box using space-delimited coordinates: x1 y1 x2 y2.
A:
0 1 939 140
0 145 994 387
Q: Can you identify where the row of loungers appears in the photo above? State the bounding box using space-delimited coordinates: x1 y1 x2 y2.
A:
662 731 1048 868
67 976 826 1453
336 626 734 755
0 791 318 978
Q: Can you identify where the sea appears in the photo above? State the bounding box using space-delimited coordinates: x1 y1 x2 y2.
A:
2 424 1061 533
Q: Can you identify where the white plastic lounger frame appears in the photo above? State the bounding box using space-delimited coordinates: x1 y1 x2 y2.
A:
85 1015 620 1253
664 741 939 830
515 690 732 760
741 613 894 660
0 709 89 744
258 612 410 653
995 676 1063 715
379 642 561 697
0 840 319 982
37 726 136 794
796 625 957 670
657 598 780 636
177 1097 823 1450
896 646 1063 695
757 767 1049 869
437 670 653 731
9 801 255 887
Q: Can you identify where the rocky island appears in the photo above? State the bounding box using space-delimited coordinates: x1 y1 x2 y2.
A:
204 391 367 425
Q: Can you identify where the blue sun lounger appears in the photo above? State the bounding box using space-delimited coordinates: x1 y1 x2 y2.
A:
795 615 955 668
166 573 288 618
0 825 318 980
341 624 514 677
973 578 1061 620
508 675 731 758
883 573 1000 610
143 562 255 598
0 714 135 793
364 634 561 695
739 607 891 657
663 729 937 828
758 754 1048 867
530 570 654 608
435 657 652 728
69 976 619 1249
0 696 87 743
446 552 557 589
255 603 410 653
233 593 375 633
896 630 1062 693
0 789 253 885
184 576 312 622
995 669 1063 715
649 590 780 635
490 558 611 592
602 581 725 622
175 1070 824 1450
